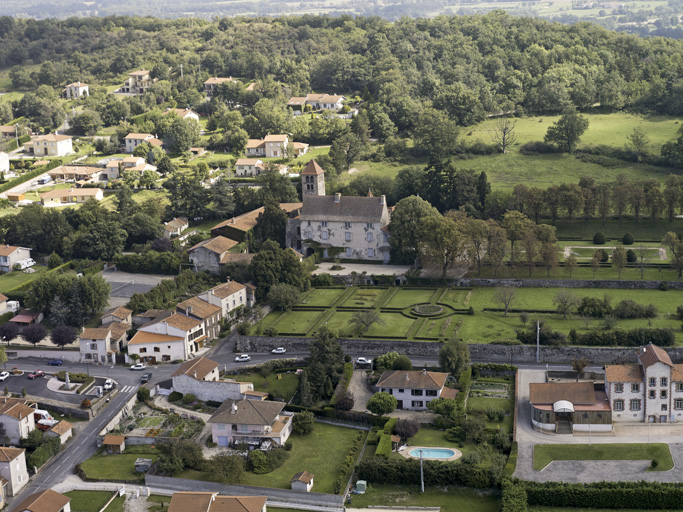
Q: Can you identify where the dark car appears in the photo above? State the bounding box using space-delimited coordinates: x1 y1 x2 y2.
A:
28 370 45 379
46 360 63 366
141 373 152 384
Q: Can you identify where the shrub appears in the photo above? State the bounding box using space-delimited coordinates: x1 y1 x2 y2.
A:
445 426 466 443
651 459 659 469
519 141 560 154
284 440 292 451
168 391 182 402
383 417 398 435
292 411 315 435
660 281 670 291
626 249 637 263
593 232 606 245
577 296 612 318
677 305 683 320
249 450 270 474
47 252 63 269
595 249 609 262
81 399 91 408
623 232 634 245
501 478 527 512
394 419 420 439
468 306 475 315
182 393 197 404
375 433 392 457
137 387 151 402
613 299 657 319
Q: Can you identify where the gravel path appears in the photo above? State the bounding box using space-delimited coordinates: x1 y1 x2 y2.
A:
348 370 374 412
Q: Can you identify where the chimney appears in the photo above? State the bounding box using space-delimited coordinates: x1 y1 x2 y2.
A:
334 193 341 203
422 369 427 375
193 371 197 379
405 374 409 381
186 306 192 314
231 403 238 414
380 195 386 205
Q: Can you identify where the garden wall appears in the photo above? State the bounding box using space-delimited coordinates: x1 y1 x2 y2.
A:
98 393 137 436
6 348 81 362
455 278 683 289
239 336 683 365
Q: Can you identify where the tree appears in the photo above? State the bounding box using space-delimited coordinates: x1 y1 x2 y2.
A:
210 179 235 219
394 419 420 439
250 240 310 299
636 245 649 280
254 201 288 247
367 392 397 416
71 110 102 136
267 284 301 312
329 132 363 172
501 211 534 264
292 411 316 435
591 251 602 278
164 117 200 153
392 355 413 371
21 324 47 346
612 247 628 279
463 218 489 276
540 241 559 277
626 126 649 161
494 287 516 316
47 252 62 269
521 229 539 277
663 232 683 279
350 310 385 336
50 325 76 348
0 323 19 345
296 371 313 407
571 358 590 381
211 454 244 483
565 253 578 278
335 391 355 411
439 338 470 378
388 196 440 264
418 215 461 278
554 290 579 319
411 107 459 158
491 117 517 153
544 107 589 152
486 220 508 277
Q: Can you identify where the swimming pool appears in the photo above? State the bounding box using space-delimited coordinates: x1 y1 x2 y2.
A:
408 448 456 459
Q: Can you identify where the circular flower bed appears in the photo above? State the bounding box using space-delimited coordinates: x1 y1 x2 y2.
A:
412 304 444 316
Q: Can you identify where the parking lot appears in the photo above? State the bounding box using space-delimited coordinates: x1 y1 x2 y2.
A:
101 268 171 308
0 369 108 405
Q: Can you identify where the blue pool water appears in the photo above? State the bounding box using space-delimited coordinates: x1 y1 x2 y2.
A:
409 448 455 458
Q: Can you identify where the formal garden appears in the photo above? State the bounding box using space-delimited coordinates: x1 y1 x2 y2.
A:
250 285 683 344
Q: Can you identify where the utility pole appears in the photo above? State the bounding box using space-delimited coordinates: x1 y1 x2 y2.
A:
419 449 424 494
536 320 540 363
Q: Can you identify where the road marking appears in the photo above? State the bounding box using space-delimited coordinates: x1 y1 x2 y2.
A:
120 385 135 392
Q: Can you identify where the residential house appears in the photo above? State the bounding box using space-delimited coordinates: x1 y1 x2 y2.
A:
30 134 73 157
530 381 612 434
292 142 309 157
164 218 189 239
0 398 36 444
291 471 314 492
198 279 248 318
0 152 8 174
376 370 457 410
235 158 264 177
124 133 161 154
208 399 293 448
245 135 290 158
288 94 345 111
40 188 103 206
211 203 302 243
203 77 236 96
0 448 28 496
171 357 266 402
116 70 155 95
102 434 125 454
14 489 71 512
176 297 222 340
62 82 89 99
48 165 102 182
605 343 683 423
132 309 166 328
0 245 31 273
46 420 73 445
0 126 15 139
163 108 200 122
168 492 266 512
79 327 118 364
101 306 133 326
129 312 206 363
188 236 239 274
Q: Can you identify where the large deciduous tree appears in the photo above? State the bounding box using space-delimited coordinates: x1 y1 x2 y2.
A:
367 392 397 416
544 107 589 152
388 196 440 264
439 338 470 378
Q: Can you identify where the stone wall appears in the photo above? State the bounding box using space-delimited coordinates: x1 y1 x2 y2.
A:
238 335 683 365
6 349 81 362
172 374 248 403
455 278 683 290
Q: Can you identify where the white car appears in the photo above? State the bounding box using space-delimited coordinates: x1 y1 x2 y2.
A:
130 363 147 371
271 347 287 354
235 354 251 362
103 379 113 391
0 372 10 381
356 357 372 365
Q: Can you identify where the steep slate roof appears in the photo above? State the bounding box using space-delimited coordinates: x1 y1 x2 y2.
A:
172 357 219 380
605 364 644 383
529 382 596 405
0 446 25 462
177 296 221 319
376 370 448 390
300 195 386 223
209 399 284 426
291 471 314 483
189 236 238 254
301 160 325 176
639 343 673 367
208 281 246 299
12 489 70 512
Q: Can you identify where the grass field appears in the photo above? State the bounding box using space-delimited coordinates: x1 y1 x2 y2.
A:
0 266 49 293
66 491 124 512
348 485 500 512
302 287 346 307
222 371 299 401
529 508 682 512
533 443 673 471
80 448 157 482
386 288 437 308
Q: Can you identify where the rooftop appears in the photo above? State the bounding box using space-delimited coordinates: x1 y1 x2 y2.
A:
189 236 239 255
172 357 219 380
208 280 246 299
177 296 221 319
103 434 125 445
12 489 70 512
209 399 284 426
639 343 673 368
376 370 448 390
128 331 185 345
529 381 597 405
301 194 387 223
0 446 25 462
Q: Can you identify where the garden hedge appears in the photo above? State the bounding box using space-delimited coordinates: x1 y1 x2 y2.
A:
502 442 518 479
456 367 472 405
375 433 392 457
383 417 397 435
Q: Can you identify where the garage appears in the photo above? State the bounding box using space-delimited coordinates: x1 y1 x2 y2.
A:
217 436 229 446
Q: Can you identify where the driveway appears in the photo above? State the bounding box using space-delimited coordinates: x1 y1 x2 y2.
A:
348 370 374 412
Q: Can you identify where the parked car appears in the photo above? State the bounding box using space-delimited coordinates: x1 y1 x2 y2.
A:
141 373 151 384
47 359 63 366
130 363 146 371
271 347 287 354
356 357 372 365
103 379 113 391
235 354 251 362
28 370 45 379
0 372 9 381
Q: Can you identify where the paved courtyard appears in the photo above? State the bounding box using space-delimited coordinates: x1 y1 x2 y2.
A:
101 268 171 308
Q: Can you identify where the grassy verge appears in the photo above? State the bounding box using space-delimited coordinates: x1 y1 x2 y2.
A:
533 443 673 471
65 491 124 512
222 372 299 401
79 448 157 482
348 485 500 512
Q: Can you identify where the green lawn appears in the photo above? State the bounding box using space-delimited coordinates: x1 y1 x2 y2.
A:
530 508 682 512
302 287 346 307
222 372 299 401
272 310 323 335
533 443 673 471
339 287 389 308
138 416 164 428
0 266 50 293
65 491 124 512
348 485 500 512
467 397 513 412
79 448 158 482
385 288 437 308
410 428 462 449
365 312 415 337
554 219 683 242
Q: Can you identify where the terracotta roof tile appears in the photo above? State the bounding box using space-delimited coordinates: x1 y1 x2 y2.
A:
80 328 110 340
12 489 70 512
49 420 72 436
638 343 673 367
209 399 284 426
301 160 325 176
291 470 314 483
128 331 184 345
0 245 20 257
529 382 596 405
605 364 644 382
177 297 221 319
172 357 219 379
208 281 246 299
376 370 448 390
103 434 125 445
0 446 25 462
189 236 239 254
108 306 132 320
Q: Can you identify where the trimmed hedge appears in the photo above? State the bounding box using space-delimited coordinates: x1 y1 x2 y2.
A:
375 433 392 457
333 430 365 494
501 478 527 512
383 417 397 435
473 363 518 373
502 442 518 479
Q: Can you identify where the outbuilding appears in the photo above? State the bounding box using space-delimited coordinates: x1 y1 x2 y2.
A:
291 471 314 492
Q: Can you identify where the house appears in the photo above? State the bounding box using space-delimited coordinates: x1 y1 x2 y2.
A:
288 94 345 111
211 203 302 243
288 162 390 262
188 236 239 274
14 489 71 512
0 447 28 496
116 70 155 95
208 399 293 448
164 218 189 239
79 327 117 364
0 126 15 139
0 294 7 314
0 245 31 273
530 381 612 434
171 357 266 402
163 108 199 122
176 297 222 340
235 158 264 177
48 165 102 182
245 134 289 158
30 134 73 157
46 420 73 445
124 133 157 154
203 77 236 96
189 147 206 157
168 492 266 512
129 313 206 363
40 188 103 206
198 279 248 318
0 152 8 174
101 306 133 326
0 398 36 444
291 142 309 157
102 434 125 454
376 370 456 411
132 309 167 328
605 343 683 423
62 82 89 99
291 471 314 492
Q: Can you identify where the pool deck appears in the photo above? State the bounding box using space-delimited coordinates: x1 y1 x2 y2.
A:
399 446 463 461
